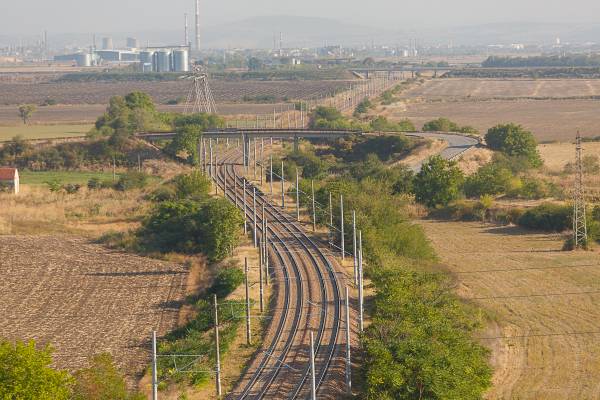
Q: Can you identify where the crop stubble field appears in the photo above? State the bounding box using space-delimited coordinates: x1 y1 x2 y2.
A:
386 78 600 141
420 220 600 400
0 235 189 379
0 79 354 106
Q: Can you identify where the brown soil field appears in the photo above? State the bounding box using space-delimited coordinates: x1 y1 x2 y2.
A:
382 78 600 142
403 78 600 99
0 104 292 126
0 235 189 379
420 220 600 400
0 79 354 106
384 99 600 142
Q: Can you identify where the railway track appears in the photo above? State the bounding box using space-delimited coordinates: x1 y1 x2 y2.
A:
211 145 346 399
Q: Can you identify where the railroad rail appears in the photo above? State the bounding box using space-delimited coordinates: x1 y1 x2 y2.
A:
211 144 346 399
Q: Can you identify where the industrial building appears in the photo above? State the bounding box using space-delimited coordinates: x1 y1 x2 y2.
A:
53 47 190 72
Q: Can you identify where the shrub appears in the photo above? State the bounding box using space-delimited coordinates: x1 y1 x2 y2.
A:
115 172 149 191
171 171 211 199
87 178 102 190
148 186 176 202
72 353 144 400
414 156 465 208
422 117 460 132
210 265 244 298
0 339 73 399
63 183 81 194
463 163 513 198
507 176 550 199
485 124 542 167
517 203 571 231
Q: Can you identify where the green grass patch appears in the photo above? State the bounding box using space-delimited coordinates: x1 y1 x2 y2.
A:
20 171 118 186
0 124 92 142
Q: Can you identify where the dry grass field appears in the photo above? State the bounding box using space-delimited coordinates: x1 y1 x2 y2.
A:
539 142 600 170
0 235 189 378
420 220 600 400
403 79 600 99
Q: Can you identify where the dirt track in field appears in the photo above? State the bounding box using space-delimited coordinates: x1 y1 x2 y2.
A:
0 235 189 380
420 220 600 400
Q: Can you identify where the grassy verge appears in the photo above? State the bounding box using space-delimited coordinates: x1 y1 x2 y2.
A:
0 124 92 141
20 170 119 186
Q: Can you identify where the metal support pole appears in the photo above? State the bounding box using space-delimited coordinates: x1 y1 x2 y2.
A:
329 192 333 226
243 179 247 235
253 187 257 247
209 139 213 178
345 286 352 394
311 180 316 232
253 139 257 179
242 134 246 169
353 210 357 285
295 168 300 222
310 332 316 400
259 235 264 313
245 258 251 345
340 194 345 259
281 161 285 208
270 155 274 195
152 331 158 400
213 295 222 397
358 230 364 332
234 175 238 208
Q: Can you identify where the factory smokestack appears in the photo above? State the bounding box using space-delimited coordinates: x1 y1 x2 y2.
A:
184 13 189 48
195 0 200 51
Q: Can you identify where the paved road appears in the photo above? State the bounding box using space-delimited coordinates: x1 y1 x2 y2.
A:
406 132 480 172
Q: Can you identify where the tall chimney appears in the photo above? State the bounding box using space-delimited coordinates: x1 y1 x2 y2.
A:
195 0 201 51
184 13 189 47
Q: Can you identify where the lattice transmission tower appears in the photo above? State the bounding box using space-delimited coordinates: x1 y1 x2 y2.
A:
573 131 588 249
183 66 218 114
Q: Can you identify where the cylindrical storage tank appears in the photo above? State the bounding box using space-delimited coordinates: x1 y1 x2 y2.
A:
155 50 171 72
74 53 92 67
172 49 189 72
139 51 154 64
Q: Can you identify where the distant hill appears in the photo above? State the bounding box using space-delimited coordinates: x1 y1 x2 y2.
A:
200 16 395 48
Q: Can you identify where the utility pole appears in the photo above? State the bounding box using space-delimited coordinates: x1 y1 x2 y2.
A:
358 230 364 332
296 168 300 221
345 286 352 394
245 258 251 345
243 179 247 235
152 331 158 400
213 295 222 397
573 131 588 248
311 180 316 232
281 161 285 208
310 332 317 400
253 187 257 248
340 194 345 259
270 155 274 195
353 210 357 285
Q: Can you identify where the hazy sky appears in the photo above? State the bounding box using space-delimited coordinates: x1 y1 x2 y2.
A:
2 0 600 35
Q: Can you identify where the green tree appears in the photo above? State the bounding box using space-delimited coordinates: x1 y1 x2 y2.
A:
171 171 211 199
165 125 202 164
195 198 244 261
0 339 73 399
72 353 144 400
463 163 513 198
414 156 464 207
247 57 263 71
485 124 542 167
18 104 36 124
363 270 492 400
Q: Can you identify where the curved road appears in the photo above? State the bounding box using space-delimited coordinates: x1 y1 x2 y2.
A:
406 131 480 172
